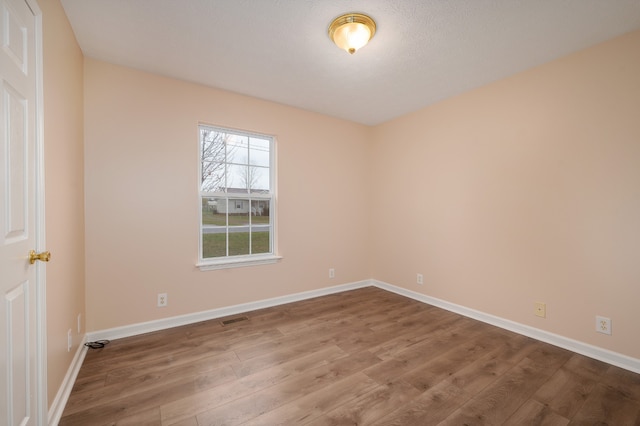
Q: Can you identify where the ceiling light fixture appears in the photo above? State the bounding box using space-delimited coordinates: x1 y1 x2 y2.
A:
328 13 376 55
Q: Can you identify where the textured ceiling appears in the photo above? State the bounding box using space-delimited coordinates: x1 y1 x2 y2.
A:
60 0 640 125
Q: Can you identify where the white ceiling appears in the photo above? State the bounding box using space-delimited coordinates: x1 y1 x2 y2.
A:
60 0 640 126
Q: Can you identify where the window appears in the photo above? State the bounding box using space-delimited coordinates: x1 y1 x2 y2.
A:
198 125 279 270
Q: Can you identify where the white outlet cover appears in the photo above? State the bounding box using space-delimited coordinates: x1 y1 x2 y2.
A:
158 293 168 307
596 315 612 335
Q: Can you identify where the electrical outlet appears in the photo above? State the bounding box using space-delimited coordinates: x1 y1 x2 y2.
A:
596 316 612 335
534 302 546 318
329 268 335 279
416 273 424 285
157 293 168 307
77 313 82 334
67 329 72 352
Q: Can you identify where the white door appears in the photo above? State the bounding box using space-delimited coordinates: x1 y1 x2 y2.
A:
0 0 45 425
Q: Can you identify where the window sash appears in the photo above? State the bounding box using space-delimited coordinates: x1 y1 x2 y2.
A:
198 125 275 267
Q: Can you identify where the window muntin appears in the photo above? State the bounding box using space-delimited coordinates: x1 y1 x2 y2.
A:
199 125 275 266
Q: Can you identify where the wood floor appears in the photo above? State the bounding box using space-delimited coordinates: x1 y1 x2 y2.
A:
60 287 640 425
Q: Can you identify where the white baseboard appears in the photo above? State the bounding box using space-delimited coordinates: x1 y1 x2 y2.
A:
86 280 371 342
48 334 88 426
372 279 640 374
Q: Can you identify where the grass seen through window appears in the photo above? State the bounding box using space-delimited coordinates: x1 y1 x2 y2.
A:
202 232 270 257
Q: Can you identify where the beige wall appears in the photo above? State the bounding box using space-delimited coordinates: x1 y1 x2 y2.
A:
42 0 86 406
370 30 640 359
83 59 371 331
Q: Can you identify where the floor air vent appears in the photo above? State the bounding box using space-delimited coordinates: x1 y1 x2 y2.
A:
221 316 249 326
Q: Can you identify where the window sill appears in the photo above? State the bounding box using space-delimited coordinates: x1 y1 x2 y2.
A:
196 254 283 271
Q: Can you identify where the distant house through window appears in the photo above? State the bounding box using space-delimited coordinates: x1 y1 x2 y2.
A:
197 125 279 269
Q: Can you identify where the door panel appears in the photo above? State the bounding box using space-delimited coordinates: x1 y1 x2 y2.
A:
0 0 40 425
5 281 30 424
4 82 27 241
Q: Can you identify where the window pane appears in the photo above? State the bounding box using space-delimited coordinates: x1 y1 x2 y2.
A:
251 229 270 254
251 200 270 254
202 197 225 224
247 165 268 193
203 233 227 258
250 199 268 219
228 199 250 255
200 129 227 192
249 137 270 167
226 163 249 192
202 197 227 258
227 134 248 165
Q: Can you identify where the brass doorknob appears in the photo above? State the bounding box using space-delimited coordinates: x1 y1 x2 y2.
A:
29 250 51 264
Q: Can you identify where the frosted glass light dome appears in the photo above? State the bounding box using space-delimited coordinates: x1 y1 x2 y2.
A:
328 13 376 55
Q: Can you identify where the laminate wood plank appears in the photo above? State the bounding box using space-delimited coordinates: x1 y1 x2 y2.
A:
274 296 406 335
447 334 540 394
64 360 237 416
236 344 349 391
104 348 239 385
102 407 162 426
331 324 392 353
372 381 469 426
67 372 107 396
502 399 570 426
366 314 466 361
165 418 198 426
532 359 599 419
231 335 337 378
159 379 252 426
371 338 537 426
562 352 611 379
569 382 640 425
232 320 338 362
73 336 234 393
438 345 572 425
356 299 438 331
273 288 388 322
187 327 285 352
366 300 457 331
76 326 235 385
601 364 640 404
400 331 503 392
60 366 238 425
368 305 460 334
80 326 198 369
159 345 347 425
186 313 288 341
363 319 486 385
194 351 382 425
314 379 421 426
240 372 380 426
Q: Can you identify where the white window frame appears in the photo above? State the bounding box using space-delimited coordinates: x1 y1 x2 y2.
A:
197 124 281 271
